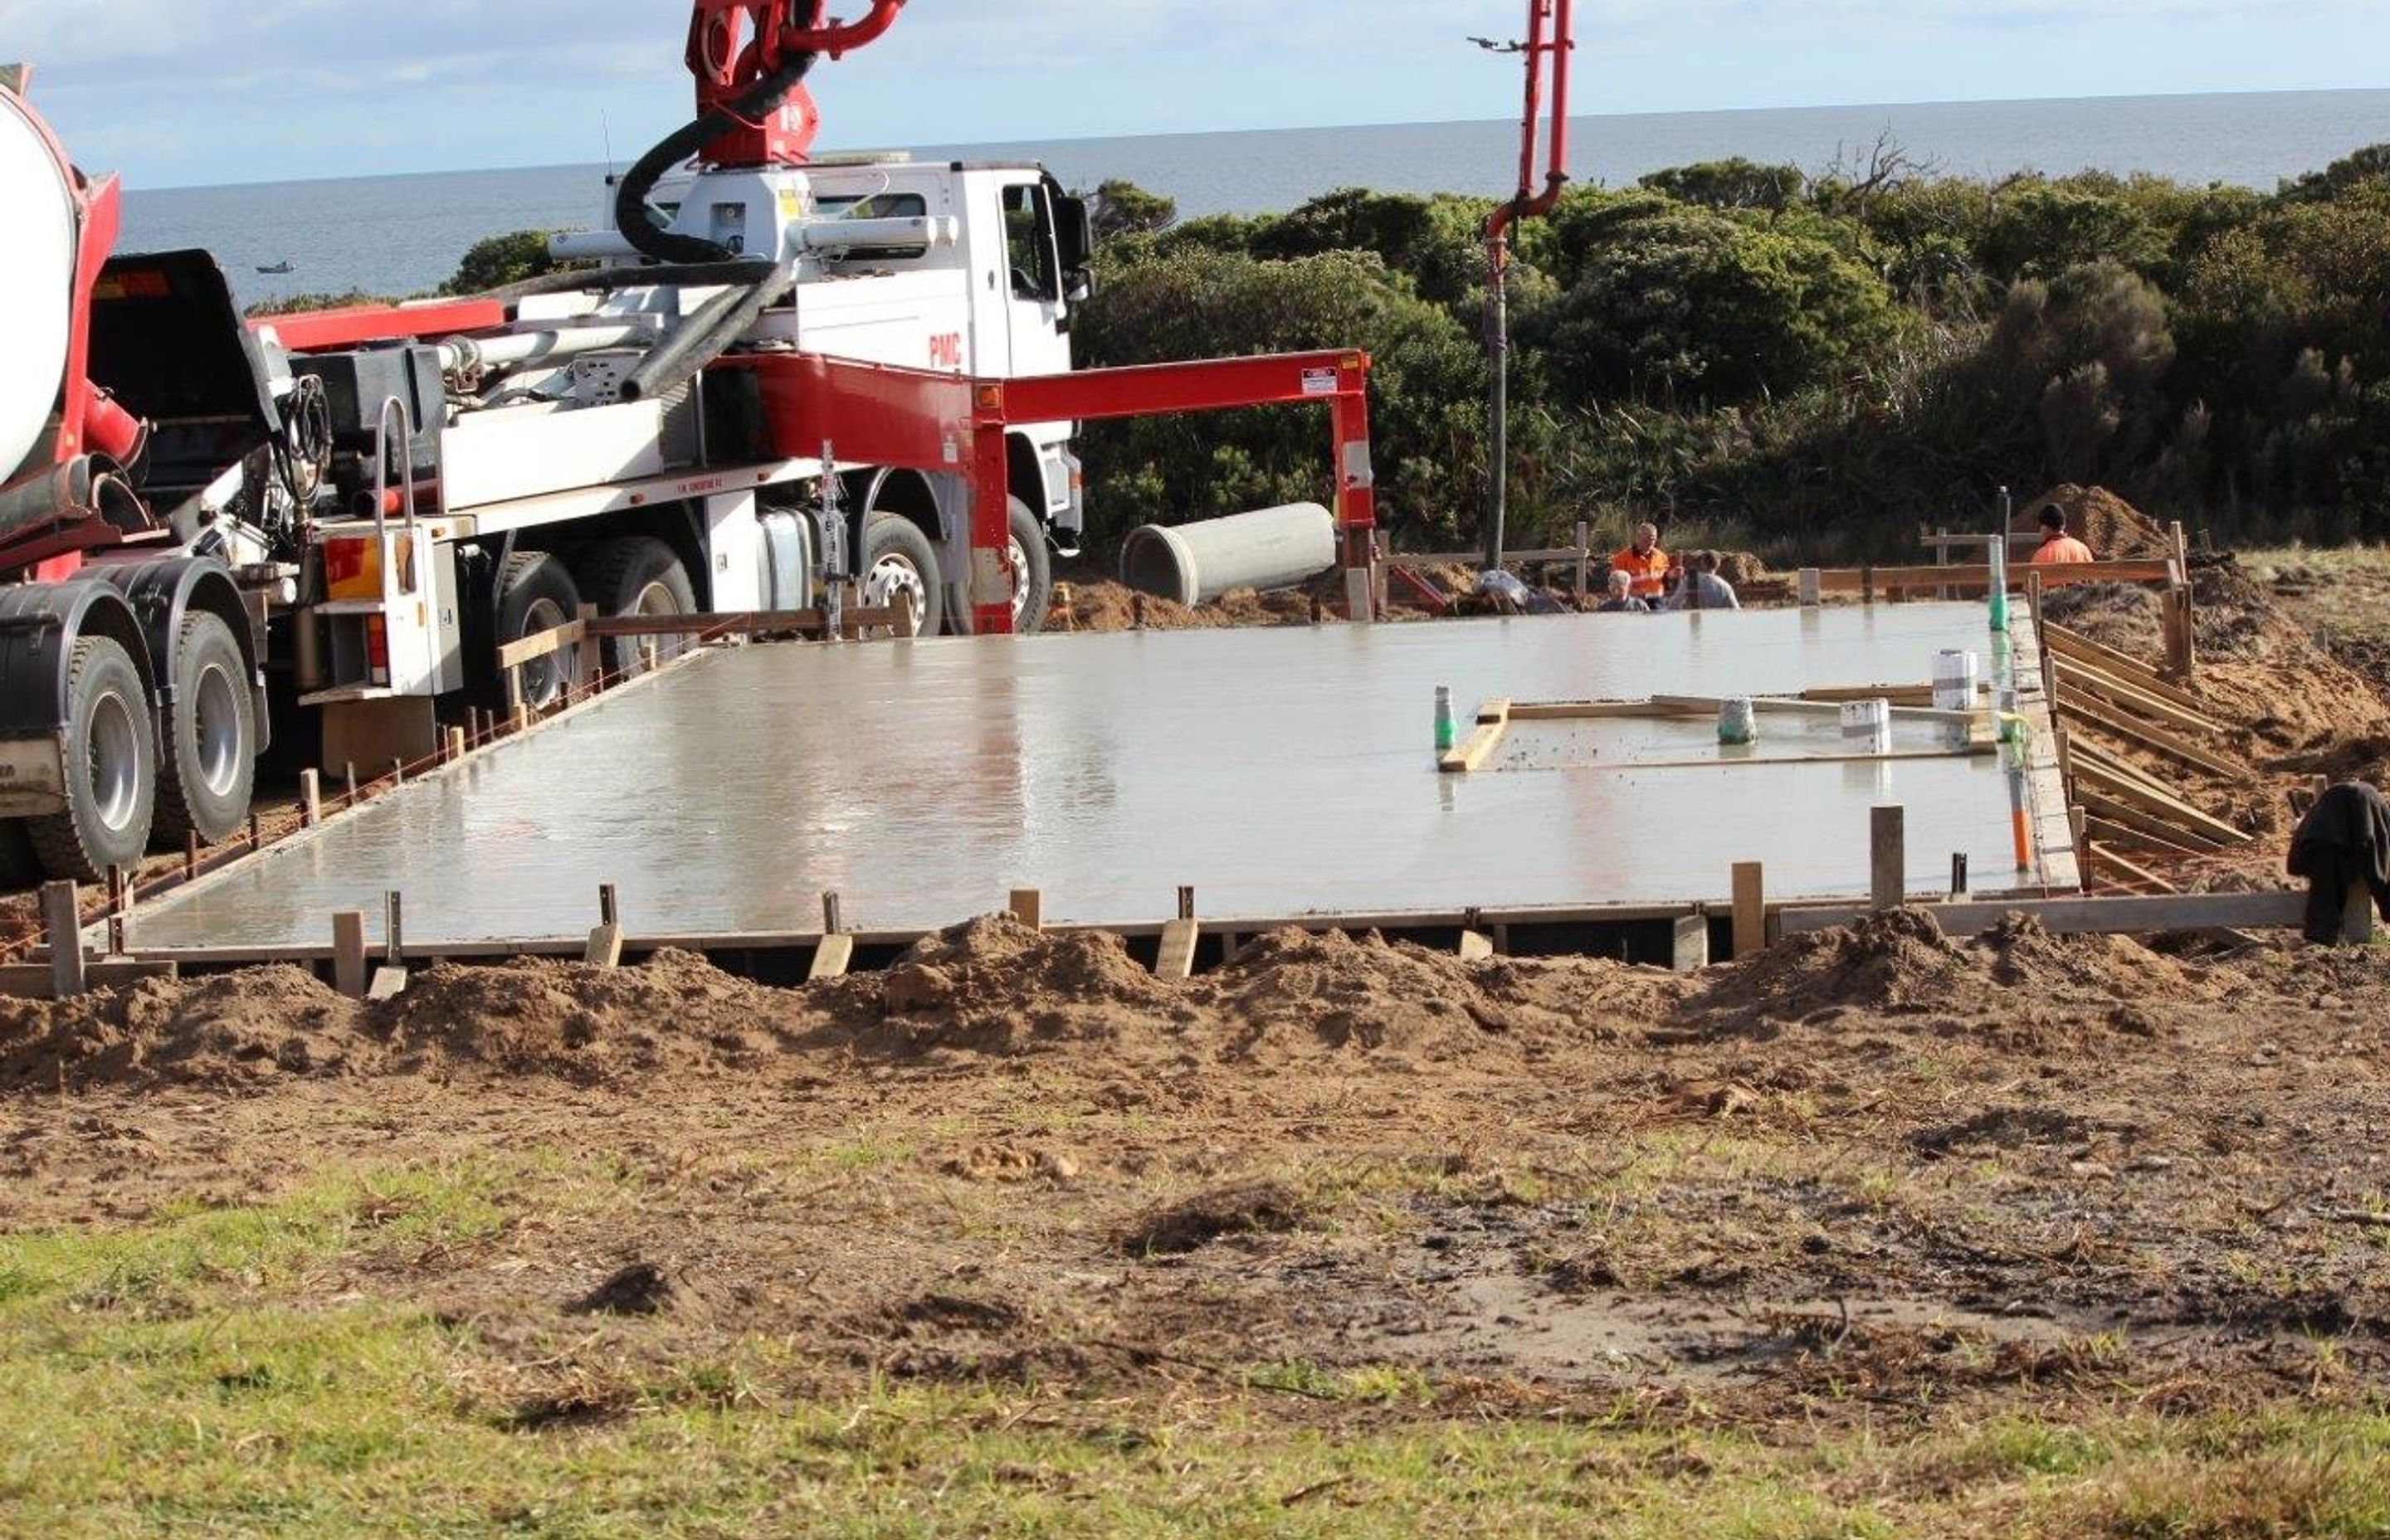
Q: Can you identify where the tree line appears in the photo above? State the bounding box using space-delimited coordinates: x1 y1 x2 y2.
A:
1073 146 2390 562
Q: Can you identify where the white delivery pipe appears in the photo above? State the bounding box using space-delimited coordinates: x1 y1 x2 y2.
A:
436 319 660 377
797 215 960 255
0 85 77 484
1119 503 1338 607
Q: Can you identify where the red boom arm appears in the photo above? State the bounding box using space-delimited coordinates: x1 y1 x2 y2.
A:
685 0 909 167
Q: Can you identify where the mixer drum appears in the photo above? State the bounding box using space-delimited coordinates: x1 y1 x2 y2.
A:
0 85 77 485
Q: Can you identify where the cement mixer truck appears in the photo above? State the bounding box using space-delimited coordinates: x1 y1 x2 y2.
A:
0 6 1379 889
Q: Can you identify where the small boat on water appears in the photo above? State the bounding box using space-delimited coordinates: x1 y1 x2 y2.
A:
256 261 294 275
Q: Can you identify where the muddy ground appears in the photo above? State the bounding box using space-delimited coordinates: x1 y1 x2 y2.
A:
4 911 2388 1438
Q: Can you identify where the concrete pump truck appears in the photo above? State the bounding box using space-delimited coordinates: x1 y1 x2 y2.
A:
0 3 1381 889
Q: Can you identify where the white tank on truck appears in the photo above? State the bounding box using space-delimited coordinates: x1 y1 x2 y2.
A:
0 80 76 480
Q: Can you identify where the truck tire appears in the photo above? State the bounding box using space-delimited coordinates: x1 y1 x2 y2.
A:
1008 496 1053 636
496 553 582 711
860 513 944 637
577 537 697 680
154 610 256 846
27 635 156 884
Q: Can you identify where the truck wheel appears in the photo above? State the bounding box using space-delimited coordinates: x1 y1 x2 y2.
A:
1008 496 1053 636
578 537 697 680
497 553 583 711
154 611 256 846
27 636 156 884
860 514 944 637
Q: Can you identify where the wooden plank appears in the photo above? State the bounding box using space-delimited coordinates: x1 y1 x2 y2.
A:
2054 659 2224 738
1384 546 1585 568
1815 559 2176 593
807 933 855 982
1649 693 1979 725
1799 685 1935 706
1510 699 1709 721
1871 807 1906 911
2061 689 2246 780
2070 738 2191 803
2086 843 2178 894
1439 700 1513 775
583 923 624 968
1781 889 2308 938
331 911 368 999
2044 626 2211 713
0 959 176 1000
2072 758 2250 846
2082 812 2212 861
1732 863 1767 958
299 769 323 828
495 618 587 673
41 882 84 1000
1156 919 1202 978
2075 785 2232 854
1009 889 1044 931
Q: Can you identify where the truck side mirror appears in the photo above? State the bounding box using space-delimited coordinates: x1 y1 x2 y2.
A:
1054 194 1095 277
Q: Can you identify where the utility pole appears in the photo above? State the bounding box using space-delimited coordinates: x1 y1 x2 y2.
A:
1475 1 1574 574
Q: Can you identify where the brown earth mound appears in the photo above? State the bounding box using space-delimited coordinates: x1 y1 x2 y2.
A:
0 966 363 1092
1690 909 1992 1034
849 914 1181 1055
386 949 793 1082
1051 580 1323 633
1197 927 1675 1065
1973 914 2218 1004
2022 485 2172 558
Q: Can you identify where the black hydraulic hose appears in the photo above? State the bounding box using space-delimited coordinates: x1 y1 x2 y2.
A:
613 56 818 265
621 256 799 405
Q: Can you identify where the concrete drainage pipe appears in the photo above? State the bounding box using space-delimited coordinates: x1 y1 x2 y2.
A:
1119 502 1337 608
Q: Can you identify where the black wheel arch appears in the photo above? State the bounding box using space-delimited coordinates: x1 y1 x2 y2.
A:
94 558 271 754
0 581 161 742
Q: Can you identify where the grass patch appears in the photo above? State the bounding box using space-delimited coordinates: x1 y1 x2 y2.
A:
6 1156 2390 1536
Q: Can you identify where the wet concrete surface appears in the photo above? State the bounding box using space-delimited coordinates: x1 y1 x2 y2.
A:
132 606 2062 949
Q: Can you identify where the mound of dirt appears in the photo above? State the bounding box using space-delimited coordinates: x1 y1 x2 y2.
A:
1973 914 2219 1005
1691 909 1992 1033
385 949 794 1082
1121 1178 1309 1255
1195 927 1671 1064
1051 580 1325 634
842 915 1179 1055
2022 485 2172 558
0 966 364 1091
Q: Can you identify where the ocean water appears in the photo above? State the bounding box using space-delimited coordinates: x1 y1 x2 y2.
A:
120 88 2390 312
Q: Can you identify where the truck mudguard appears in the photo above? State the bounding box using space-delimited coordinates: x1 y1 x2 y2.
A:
95 558 271 755
0 579 157 738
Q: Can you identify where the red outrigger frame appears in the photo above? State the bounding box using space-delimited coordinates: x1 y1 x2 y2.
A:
729 348 1379 635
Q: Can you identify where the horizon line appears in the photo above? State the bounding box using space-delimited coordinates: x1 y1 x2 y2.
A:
124 81 2390 197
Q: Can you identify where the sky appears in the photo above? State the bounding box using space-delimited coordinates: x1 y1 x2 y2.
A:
6 0 2387 189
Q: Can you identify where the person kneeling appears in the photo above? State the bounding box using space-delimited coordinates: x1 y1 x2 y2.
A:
1664 550 1740 612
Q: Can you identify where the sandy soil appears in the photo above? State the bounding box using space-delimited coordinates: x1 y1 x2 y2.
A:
4 912 2387 1432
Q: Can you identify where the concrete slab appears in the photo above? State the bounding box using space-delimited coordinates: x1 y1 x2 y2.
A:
127 605 2075 951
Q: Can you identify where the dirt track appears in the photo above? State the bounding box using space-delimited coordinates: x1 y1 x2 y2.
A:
5 912 2387 1435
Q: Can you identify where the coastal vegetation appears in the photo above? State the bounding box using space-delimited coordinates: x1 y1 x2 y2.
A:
1075 145 2390 562
271 145 2390 564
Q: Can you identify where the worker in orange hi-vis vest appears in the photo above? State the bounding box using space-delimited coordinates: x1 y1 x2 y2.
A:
2029 507 2095 565
1611 523 1673 600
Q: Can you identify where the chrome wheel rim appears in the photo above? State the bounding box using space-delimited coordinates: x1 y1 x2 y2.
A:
88 691 142 834
192 661 243 797
864 553 927 634
520 596 571 705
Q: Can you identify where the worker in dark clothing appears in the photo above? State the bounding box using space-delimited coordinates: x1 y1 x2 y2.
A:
2286 780 2390 944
